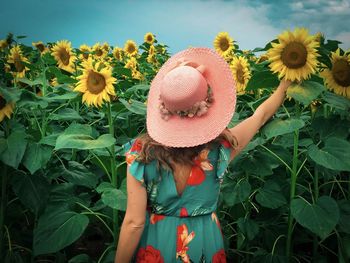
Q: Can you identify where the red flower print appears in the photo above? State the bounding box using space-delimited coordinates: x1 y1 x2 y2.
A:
187 149 213 186
176 224 195 263
212 249 226 263
150 213 165 224
180 207 188 217
220 139 231 149
125 139 143 165
136 245 164 263
131 138 143 152
126 152 138 165
211 212 223 236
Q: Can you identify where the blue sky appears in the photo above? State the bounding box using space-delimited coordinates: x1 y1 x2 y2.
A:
1 0 349 54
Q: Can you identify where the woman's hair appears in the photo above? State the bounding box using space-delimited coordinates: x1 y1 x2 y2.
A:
135 128 238 172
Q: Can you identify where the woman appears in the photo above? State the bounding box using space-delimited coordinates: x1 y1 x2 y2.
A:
115 47 292 262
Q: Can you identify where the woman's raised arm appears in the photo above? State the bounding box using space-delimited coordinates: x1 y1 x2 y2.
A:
228 79 292 161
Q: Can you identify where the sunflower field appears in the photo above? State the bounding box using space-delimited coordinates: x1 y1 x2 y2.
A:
0 29 349 263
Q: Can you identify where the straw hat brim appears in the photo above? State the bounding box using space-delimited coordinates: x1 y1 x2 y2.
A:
146 47 236 148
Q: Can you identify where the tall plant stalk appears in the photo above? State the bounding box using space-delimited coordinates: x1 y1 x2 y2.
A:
106 102 118 241
0 164 8 260
286 102 300 261
0 120 9 260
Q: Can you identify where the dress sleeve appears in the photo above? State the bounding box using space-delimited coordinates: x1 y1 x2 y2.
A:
122 138 146 187
216 139 234 181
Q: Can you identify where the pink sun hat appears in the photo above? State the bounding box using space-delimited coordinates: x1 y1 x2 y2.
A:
146 47 236 148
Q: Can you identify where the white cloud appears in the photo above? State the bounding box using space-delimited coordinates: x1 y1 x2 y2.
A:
281 0 350 43
335 31 350 49
137 0 282 52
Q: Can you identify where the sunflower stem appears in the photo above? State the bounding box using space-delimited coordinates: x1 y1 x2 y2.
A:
286 101 300 261
0 121 9 260
106 102 119 242
312 166 319 257
0 163 8 261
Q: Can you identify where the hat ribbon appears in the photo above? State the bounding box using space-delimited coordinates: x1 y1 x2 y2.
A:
167 57 206 75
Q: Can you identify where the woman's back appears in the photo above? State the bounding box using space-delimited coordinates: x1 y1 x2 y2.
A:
123 138 232 262
114 47 291 263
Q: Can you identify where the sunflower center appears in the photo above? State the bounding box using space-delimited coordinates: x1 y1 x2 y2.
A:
87 71 106 94
0 96 6 110
14 55 25 72
127 45 135 54
219 38 229 52
83 53 89 59
147 35 153 42
59 49 70 65
236 66 245 84
96 49 103 56
281 42 307 69
36 43 45 52
332 59 350 87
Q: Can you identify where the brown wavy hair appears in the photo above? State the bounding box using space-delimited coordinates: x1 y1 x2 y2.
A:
135 128 238 172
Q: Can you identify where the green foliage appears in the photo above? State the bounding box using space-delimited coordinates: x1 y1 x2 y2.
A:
287 81 326 105
0 33 349 263
291 196 340 239
0 130 27 168
33 207 89 256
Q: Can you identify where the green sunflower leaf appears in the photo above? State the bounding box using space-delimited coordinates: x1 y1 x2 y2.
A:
308 137 350 171
10 171 51 216
101 188 127 211
262 118 305 140
22 142 52 174
255 180 287 209
119 98 146 115
55 133 115 150
291 196 340 239
60 161 98 189
287 81 326 105
0 130 28 169
33 207 89 256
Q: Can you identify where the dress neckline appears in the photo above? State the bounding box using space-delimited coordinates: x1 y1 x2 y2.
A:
169 163 193 197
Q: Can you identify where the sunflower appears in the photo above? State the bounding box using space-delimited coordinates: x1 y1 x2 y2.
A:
314 32 324 44
32 41 49 55
144 32 155 44
147 54 157 64
132 70 144 80
0 96 15 122
266 28 319 81
257 54 269 63
124 40 138 56
149 45 155 56
161 46 167 54
213 32 234 57
73 58 117 107
124 57 144 80
147 45 157 64
50 77 59 87
102 42 110 53
92 43 107 60
51 40 77 73
7 45 30 78
230 56 251 94
320 48 350 99
79 44 91 60
125 57 138 71
0 39 9 50
112 47 123 61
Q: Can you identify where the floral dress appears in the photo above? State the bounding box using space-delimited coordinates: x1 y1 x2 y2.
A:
122 138 233 263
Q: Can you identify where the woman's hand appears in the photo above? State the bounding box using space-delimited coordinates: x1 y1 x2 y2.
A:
278 78 293 93
227 78 292 161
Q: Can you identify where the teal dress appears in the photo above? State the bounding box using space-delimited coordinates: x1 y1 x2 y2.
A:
122 138 233 263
